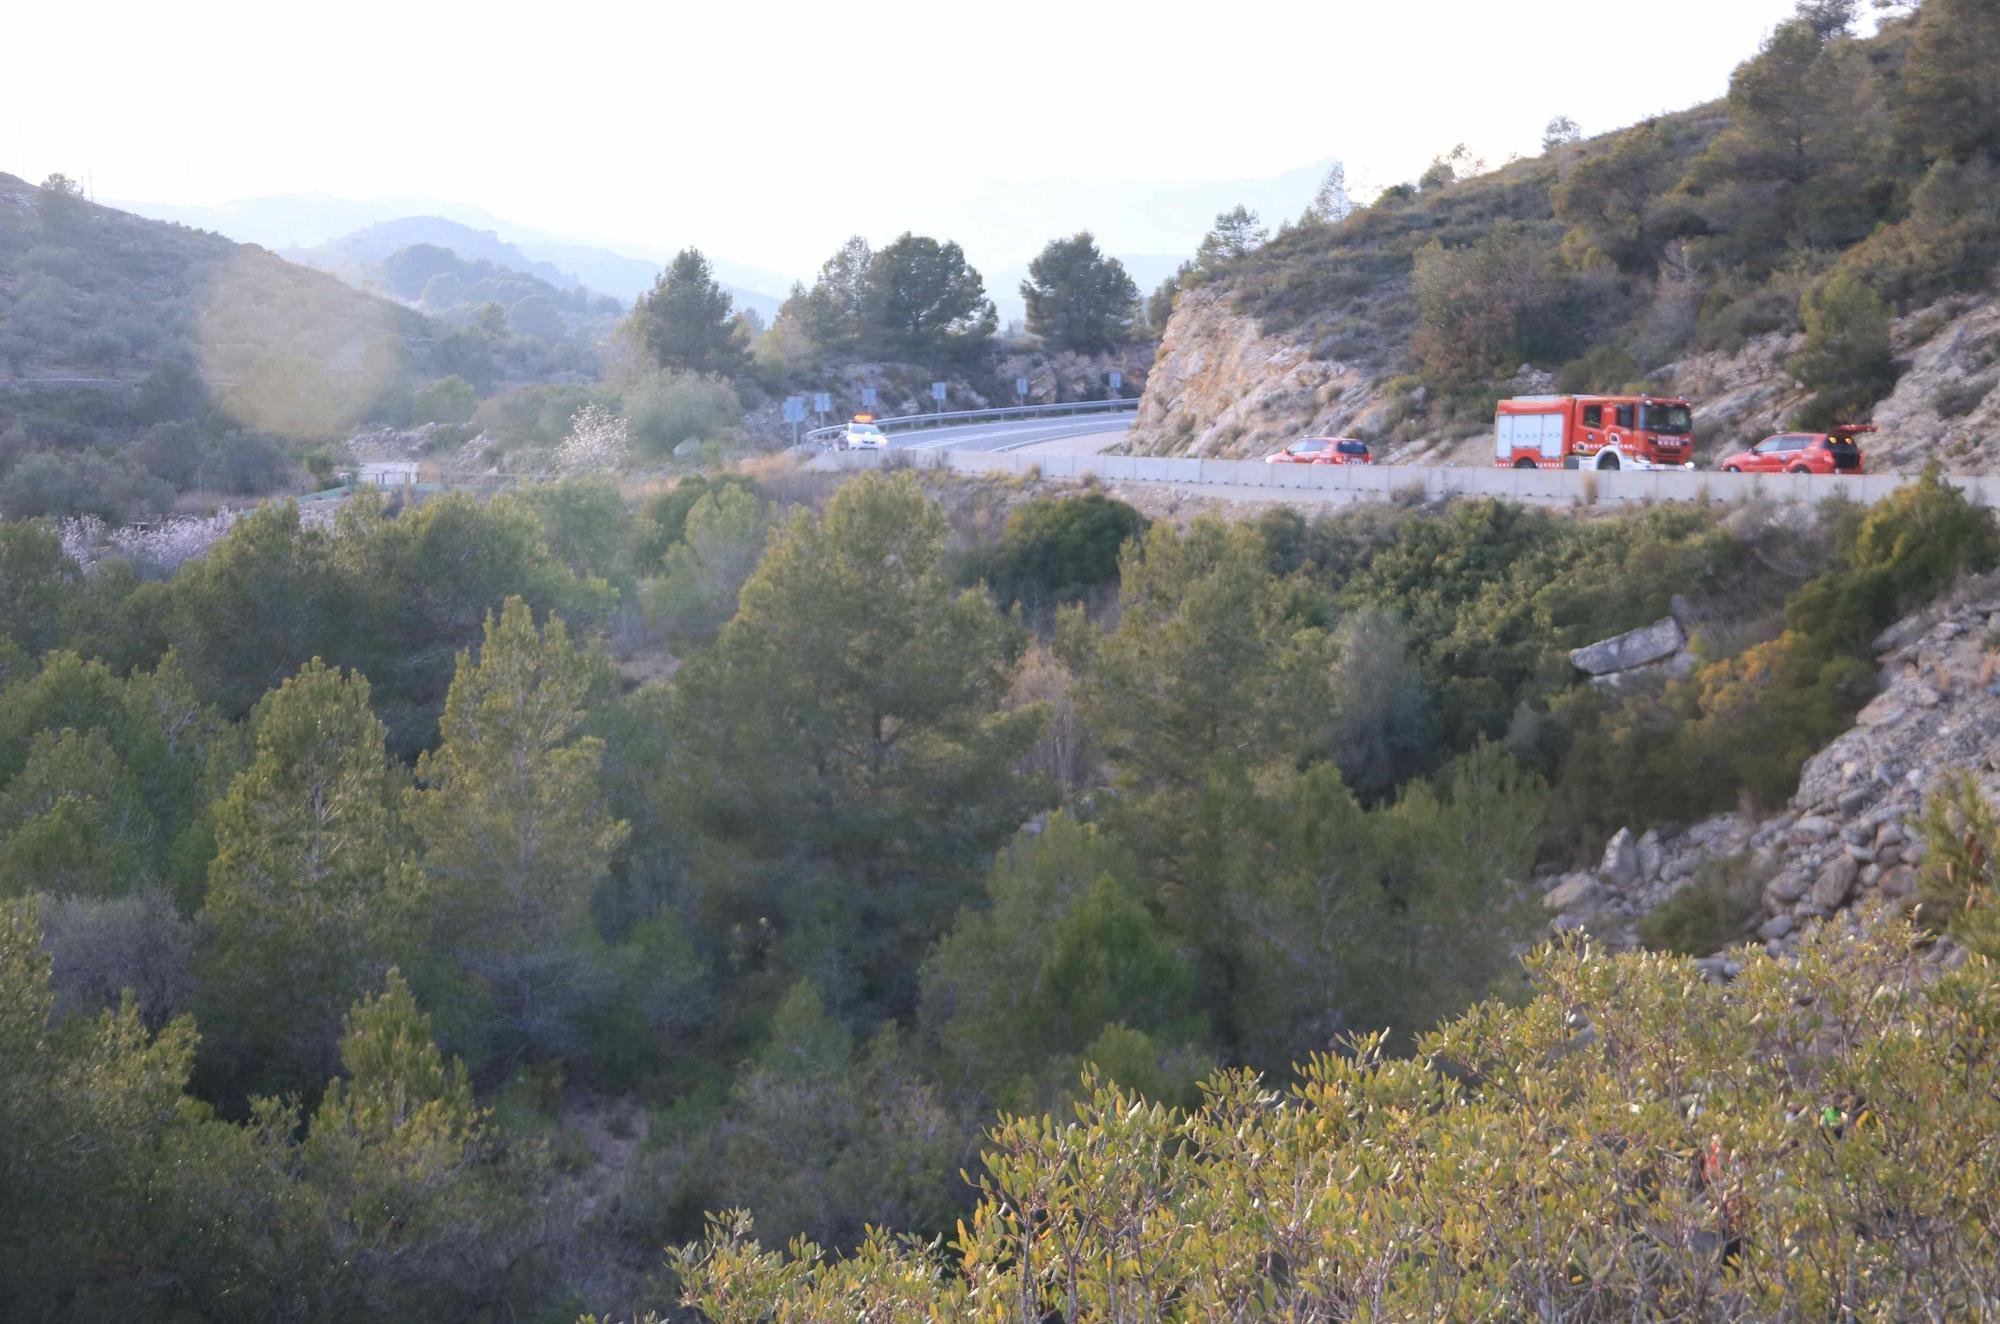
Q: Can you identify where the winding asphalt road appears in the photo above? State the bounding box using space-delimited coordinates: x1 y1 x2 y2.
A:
881 414 1134 452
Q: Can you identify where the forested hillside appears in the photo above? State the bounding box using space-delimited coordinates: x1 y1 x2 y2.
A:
302 236 625 354
0 174 587 521
2 448 1996 1316
1135 0 2000 470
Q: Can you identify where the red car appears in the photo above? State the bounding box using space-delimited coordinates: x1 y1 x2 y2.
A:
1265 437 1372 465
1717 425 1870 475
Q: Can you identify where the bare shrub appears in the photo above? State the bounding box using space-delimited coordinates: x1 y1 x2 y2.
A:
1010 644 1092 796
39 888 197 1028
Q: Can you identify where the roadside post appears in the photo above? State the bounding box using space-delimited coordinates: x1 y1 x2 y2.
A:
783 395 805 446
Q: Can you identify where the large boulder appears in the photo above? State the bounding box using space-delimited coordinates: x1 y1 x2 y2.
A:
1811 855 1861 912
1600 827 1641 892
1569 617 1686 677
1545 872 1607 915
1764 870 1810 912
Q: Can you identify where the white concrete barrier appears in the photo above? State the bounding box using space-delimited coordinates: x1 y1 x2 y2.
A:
812 450 1991 510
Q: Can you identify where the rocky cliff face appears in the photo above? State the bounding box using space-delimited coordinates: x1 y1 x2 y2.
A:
1131 284 2000 472
1543 573 2000 970
1131 288 1381 461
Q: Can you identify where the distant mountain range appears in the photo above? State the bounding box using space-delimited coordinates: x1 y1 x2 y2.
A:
112 196 790 320
275 216 782 322
282 217 579 290
115 158 1336 330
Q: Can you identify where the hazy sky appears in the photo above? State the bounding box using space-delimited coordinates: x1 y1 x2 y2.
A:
11 0 1831 274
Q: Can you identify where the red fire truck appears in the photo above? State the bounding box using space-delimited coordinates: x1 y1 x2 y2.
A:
1493 394 1697 471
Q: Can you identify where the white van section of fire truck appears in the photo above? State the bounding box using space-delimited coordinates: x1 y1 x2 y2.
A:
1494 410 1566 463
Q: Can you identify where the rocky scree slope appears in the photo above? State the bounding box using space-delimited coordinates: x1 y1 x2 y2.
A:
1544 573 2000 967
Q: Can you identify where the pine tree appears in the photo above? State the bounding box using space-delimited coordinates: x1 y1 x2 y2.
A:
667 472 1044 1013
1790 269 1897 426
862 233 997 361
198 659 424 1096
1897 0 2000 161
299 966 535 1315
636 248 751 378
1020 232 1140 354
0 728 159 899
1194 205 1267 275
796 236 874 354
1679 15 1885 264
407 597 626 1065
1303 162 1354 223
0 901 199 1315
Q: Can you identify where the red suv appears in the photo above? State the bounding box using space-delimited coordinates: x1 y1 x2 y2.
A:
1717 425 1870 475
1265 437 1372 465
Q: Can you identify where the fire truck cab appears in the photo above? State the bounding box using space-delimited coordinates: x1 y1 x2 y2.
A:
1494 394 1696 471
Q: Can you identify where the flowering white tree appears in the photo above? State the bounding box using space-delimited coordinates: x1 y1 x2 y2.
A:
57 515 106 568
55 508 317 579
108 512 241 577
554 403 631 475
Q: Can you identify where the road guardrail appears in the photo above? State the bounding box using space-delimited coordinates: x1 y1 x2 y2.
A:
803 397 1137 445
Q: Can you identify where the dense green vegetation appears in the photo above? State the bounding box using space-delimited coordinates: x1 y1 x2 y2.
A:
1189 0 2000 447
666 729 2000 1319
669 913 2000 1322
1 449 1993 1316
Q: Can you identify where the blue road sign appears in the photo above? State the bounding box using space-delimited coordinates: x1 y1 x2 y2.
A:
782 397 805 423
861 387 878 408
813 391 831 413
931 382 947 402
1108 370 1123 391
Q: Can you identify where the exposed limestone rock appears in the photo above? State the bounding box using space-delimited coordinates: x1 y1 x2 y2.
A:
1570 617 1686 677
1813 856 1860 912
1764 871 1810 911
1545 873 1606 914
1130 288 1373 460
1541 576 2000 959
1637 829 1665 883
1600 828 1641 891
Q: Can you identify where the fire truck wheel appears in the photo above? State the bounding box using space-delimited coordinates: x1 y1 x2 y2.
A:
1788 465 1810 475
1514 458 1538 469
1597 453 1621 471
1723 465 1741 473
